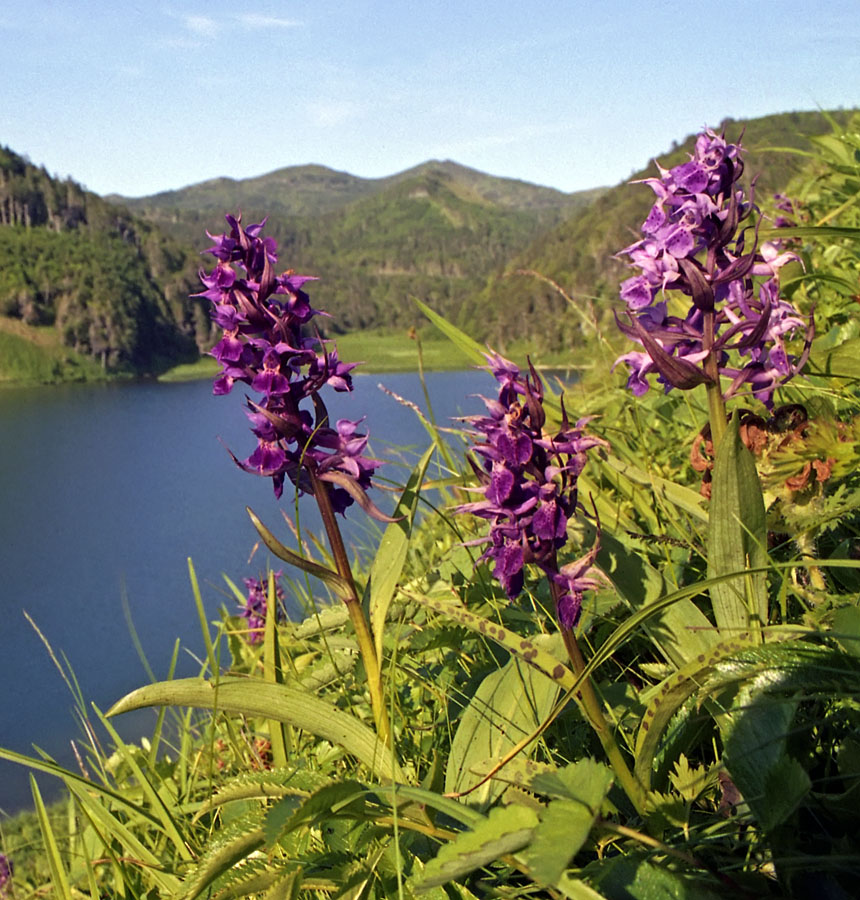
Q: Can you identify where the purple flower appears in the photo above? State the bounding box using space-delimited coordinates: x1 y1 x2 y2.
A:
196 214 384 517
456 352 605 628
0 853 12 898
240 572 285 643
614 129 813 409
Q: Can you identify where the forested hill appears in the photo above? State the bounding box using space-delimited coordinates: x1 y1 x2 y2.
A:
1 108 855 384
0 147 211 380
115 161 604 334
469 109 859 351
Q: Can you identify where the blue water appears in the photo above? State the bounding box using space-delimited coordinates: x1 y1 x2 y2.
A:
0 370 492 813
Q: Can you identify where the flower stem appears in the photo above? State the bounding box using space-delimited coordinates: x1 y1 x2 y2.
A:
552 586 648 818
310 470 391 745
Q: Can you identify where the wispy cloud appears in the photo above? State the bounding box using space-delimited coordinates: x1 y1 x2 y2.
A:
182 14 219 38
236 13 301 30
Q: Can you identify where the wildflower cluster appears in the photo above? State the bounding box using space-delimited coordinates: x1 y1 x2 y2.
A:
240 572 285 644
197 214 380 515
457 352 605 628
614 129 813 407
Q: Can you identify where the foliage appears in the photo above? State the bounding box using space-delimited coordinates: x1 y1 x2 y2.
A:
3 115 860 900
0 145 210 379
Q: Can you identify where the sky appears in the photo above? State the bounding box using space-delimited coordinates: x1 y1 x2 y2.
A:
1 1 858 199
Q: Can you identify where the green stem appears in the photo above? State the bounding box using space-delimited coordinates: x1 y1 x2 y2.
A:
552 584 648 818
310 469 391 745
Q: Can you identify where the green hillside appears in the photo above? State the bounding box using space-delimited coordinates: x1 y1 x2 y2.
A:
115 160 604 336
471 109 858 351
0 146 212 381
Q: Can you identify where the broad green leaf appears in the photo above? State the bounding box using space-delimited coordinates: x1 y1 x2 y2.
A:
31 776 74 900
524 760 613 886
417 804 539 890
413 594 577 690
587 854 723 899
180 810 267 900
707 414 767 635
598 531 718 668
446 650 560 805
107 676 403 782
833 605 860 658
370 443 435 661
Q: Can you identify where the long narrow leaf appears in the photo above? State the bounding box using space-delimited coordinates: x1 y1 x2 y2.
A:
31 776 74 900
370 443 435 660
107 676 404 782
247 507 353 600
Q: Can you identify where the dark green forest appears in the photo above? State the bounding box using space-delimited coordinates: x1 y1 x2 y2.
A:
0 108 854 382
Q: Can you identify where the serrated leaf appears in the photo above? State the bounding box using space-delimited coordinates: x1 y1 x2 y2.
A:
417 805 539 890
524 760 613 886
708 414 767 635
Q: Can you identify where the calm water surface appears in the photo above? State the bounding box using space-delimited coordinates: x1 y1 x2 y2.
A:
0 370 490 812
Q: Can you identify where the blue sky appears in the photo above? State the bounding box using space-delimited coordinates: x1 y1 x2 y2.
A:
2 1 858 198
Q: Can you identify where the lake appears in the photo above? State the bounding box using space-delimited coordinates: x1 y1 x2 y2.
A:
0 369 493 813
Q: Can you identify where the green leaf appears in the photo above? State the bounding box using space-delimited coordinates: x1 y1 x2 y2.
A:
413 594 577 690
31 775 74 900
91 705 194 861
707 413 767 635
107 676 403 782
264 572 290 770
833 605 860 658
598 531 718 668
633 633 758 789
414 298 488 365
247 507 353 600
417 804 539 891
524 760 613 886
588 854 723 899
445 651 560 806
370 443 435 661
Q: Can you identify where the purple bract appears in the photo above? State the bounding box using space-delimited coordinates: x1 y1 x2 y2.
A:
456 352 606 629
196 214 381 516
613 129 813 408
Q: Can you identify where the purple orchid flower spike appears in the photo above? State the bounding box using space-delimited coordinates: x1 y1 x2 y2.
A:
614 128 813 409
456 351 606 629
196 213 390 520
240 571 285 644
